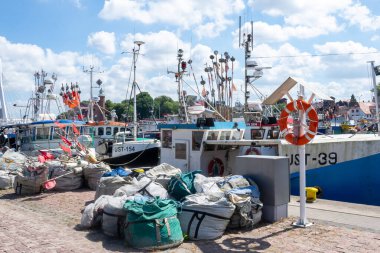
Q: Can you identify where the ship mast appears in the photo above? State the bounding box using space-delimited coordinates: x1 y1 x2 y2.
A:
132 41 144 140
168 49 189 123
0 59 8 124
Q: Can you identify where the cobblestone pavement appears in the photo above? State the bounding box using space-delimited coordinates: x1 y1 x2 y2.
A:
0 188 379 253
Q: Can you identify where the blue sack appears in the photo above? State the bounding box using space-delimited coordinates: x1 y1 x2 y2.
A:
102 167 131 177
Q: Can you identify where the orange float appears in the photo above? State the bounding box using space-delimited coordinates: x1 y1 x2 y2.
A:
278 99 318 146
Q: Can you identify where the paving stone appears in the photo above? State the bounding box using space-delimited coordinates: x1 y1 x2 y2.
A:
1 188 380 252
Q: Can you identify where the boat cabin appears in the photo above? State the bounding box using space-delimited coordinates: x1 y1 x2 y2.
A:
159 120 246 176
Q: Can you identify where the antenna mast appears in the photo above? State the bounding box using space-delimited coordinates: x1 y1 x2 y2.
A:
168 49 189 123
83 65 103 122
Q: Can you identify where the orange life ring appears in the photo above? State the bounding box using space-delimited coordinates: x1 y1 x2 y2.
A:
278 99 318 146
245 147 261 155
208 158 224 176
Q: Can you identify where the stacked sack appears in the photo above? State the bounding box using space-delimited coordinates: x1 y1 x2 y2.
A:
48 161 84 191
94 167 132 200
80 163 263 250
124 198 183 250
83 162 112 190
0 150 26 190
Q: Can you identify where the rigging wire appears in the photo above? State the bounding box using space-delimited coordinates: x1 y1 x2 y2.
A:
254 51 380 59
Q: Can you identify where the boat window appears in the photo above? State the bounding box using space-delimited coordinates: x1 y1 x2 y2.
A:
85 127 95 135
106 127 112 135
162 130 172 148
267 129 280 139
64 126 71 137
175 143 187 160
192 131 204 151
36 127 50 140
218 131 231 150
53 127 62 139
231 130 242 140
251 129 265 139
98 127 104 136
113 127 119 135
120 128 125 132
204 131 218 151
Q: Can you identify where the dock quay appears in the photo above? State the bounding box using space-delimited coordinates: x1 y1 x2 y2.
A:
0 189 379 253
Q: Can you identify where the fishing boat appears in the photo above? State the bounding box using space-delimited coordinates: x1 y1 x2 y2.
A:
0 70 92 154
100 41 160 168
158 22 380 206
159 76 380 206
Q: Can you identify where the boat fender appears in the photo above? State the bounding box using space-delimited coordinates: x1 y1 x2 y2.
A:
245 147 261 155
207 158 224 177
278 99 318 146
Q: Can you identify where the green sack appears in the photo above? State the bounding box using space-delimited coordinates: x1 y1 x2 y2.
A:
124 198 183 250
167 170 201 201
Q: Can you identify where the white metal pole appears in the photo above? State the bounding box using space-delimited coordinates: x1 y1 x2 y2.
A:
370 61 379 134
293 85 312 227
298 145 309 225
0 59 8 123
133 48 137 141
90 66 94 122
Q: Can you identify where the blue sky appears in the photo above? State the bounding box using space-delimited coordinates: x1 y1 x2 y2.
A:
1 0 380 119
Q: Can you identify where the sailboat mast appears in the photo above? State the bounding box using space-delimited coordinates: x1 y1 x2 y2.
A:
133 41 144 140
0 59 8 123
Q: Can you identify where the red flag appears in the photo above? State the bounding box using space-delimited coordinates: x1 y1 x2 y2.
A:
38 155 46 163
39 150 54 160
54 121 66 129
72 124 80 135
59 143 72 155
61 136 72 146
77 113 83 120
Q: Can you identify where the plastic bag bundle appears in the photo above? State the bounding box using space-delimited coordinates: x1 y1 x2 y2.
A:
226 185 263 229
95 176 129 200
102 196 128 237
193 174 224 199
50 167 83 191
167 170 201 201
83 162 112 190
113 176 168 199
217 175 251 191
0 171 15 189
145 163 182 189
124 198 183 250
178 194 235 240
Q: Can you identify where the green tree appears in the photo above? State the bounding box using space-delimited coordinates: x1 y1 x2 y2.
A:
154 96 179 118
349 94 358 107
136 92 154 119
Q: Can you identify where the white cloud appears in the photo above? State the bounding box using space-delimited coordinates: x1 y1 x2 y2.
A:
341 3 380 31
246 0 349 41
371 35 380 41
87 31 116 55
248 0 380 43
98 0 244 38
228 39 379 103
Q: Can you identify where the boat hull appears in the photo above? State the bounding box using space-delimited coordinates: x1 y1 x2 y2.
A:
290 152 380 205
102 146 160 168
280 135 380 206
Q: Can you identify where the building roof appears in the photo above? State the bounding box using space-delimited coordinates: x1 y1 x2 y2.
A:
358 102 375 115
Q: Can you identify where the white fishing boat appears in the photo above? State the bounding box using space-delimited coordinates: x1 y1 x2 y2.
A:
158 24 380 206
100 41 160 168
